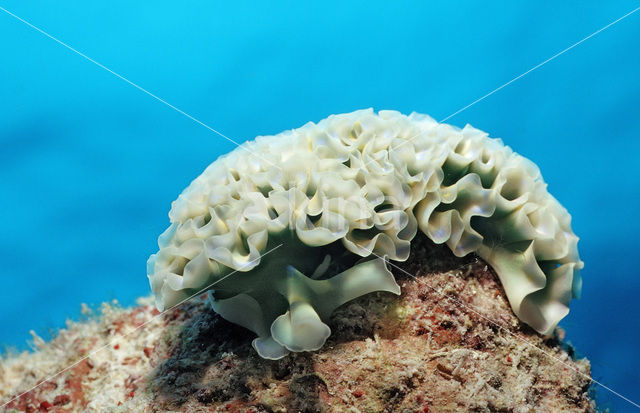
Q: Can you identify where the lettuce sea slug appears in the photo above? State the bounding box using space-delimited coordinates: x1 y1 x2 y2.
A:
147 109 582 359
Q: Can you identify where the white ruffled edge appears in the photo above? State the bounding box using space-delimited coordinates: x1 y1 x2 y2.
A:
147 108 583 336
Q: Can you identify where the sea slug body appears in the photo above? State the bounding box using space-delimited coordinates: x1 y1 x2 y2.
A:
147 109 582 359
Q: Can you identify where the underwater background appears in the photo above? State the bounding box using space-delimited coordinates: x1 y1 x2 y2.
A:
1 1 639 410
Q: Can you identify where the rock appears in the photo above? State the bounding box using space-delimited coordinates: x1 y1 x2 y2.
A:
0 234 595 412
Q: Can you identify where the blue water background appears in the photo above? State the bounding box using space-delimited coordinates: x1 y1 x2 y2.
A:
1 2 639 410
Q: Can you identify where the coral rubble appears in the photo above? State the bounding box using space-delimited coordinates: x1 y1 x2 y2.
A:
1 235 594 412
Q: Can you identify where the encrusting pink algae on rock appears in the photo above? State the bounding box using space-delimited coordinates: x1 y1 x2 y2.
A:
1 234 594 412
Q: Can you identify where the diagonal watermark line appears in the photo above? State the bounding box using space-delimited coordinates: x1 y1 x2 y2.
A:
1 2 638 408
0 243 284 408
0 5 281 170
368 250 640 410
361 5 640 171
439 5 640 123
